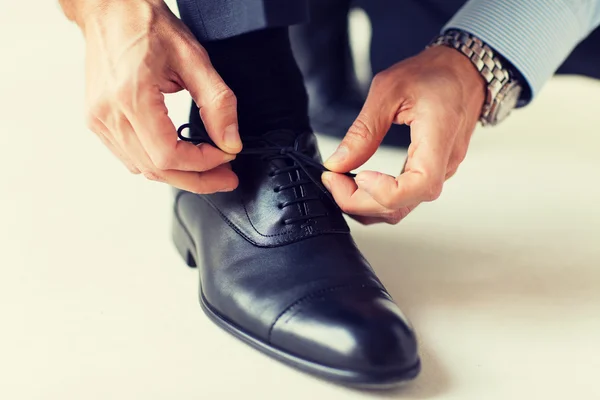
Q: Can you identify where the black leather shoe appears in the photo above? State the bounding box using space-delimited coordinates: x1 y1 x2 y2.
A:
172 124 420 387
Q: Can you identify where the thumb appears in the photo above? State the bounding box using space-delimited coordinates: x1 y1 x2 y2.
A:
175 47 242 154
324 81 397 172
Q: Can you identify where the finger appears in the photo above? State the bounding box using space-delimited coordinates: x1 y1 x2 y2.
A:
123 87 236 173
347 215 387 226
88 116 140 174
173 45 242 154
324 73 398 172
445 161 461 180
349 203 418 225
355 168 443 211
323 172 417 225
355 118 450 209
322 172 398 220
108 113 239 193
160 165 239 194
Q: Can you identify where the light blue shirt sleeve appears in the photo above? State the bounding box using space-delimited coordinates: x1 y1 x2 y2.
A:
443 0 600 106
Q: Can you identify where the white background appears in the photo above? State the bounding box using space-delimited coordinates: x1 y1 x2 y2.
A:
1 1 599 399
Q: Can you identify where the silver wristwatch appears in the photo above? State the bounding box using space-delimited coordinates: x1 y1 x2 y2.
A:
429 29 522 126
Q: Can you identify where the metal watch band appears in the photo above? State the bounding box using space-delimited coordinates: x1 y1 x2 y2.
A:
428 29 515 125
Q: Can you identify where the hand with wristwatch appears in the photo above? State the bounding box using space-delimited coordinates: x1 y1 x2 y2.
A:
322 28 524 225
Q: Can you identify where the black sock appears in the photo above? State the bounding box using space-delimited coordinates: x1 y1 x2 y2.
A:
201 28 311 136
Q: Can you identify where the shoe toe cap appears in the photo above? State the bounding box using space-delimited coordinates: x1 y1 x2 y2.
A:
268 285 419 381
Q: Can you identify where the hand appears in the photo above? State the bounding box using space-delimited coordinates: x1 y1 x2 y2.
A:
81 0 241 193
322 46 486 225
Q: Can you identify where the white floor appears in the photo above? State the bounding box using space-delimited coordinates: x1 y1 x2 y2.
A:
2 2 600 399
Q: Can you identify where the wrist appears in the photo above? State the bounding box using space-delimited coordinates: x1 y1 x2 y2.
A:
67 0 165 32
428 30 522 126
425 46 486 113
60 0 109 29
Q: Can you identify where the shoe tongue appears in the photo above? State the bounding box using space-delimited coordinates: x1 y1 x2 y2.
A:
259 129 299 148
251 130 309 175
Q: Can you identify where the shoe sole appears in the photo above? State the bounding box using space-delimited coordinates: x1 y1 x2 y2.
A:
172 211 421 389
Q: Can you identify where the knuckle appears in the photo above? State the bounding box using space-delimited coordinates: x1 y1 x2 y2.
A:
446 160 459 175
455 149 468 164
142 170 165 182
380 198 398 210
128 165 142 175
385 212 403 225
371 71 390 88
192 144 211 170
424 179 444 201
85 113 102 133
210 85 237 111
151 149 176 171
337 201 353 215
336 200 348 213
445 164 458 177
86 101 108 128
347 115 376 143
445 169 457 180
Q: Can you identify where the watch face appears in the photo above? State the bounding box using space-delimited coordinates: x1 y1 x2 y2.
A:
495 83 522 123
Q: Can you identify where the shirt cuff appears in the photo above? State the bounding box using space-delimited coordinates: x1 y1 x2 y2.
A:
443 0 592 106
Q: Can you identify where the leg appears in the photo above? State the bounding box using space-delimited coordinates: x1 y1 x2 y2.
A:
289 0 367 142
177 0 309 41
201 28 311 135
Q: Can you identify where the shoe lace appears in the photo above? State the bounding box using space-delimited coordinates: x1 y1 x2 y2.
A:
177 123 355 225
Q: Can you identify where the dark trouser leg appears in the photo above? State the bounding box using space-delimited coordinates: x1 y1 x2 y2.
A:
202 28 311 135
176 0 308 41
290 0 365 139
176 0 311 136
289 0 414 148
556 27 600 79
290 0 357 103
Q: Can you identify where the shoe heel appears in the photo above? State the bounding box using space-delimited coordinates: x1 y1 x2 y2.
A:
172 212 197 268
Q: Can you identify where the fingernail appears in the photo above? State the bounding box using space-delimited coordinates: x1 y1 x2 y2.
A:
218 187 235 193
223 153 236 162
325 145 348 165
356 170 379 186
322 173 332 190
224 124 241 150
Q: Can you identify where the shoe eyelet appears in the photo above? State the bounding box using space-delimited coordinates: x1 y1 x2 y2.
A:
277 203 284 209
273 187 281 193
